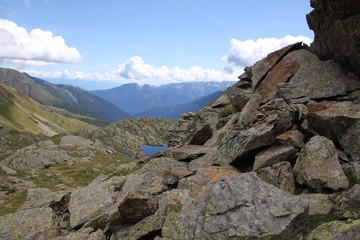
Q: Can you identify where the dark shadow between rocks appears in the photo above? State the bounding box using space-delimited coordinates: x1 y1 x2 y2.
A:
230 147 268 172
138 229 162 240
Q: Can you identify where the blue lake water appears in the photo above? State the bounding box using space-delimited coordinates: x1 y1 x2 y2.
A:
143 144 168 155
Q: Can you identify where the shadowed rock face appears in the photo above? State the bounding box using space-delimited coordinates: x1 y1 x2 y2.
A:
307 0 360 79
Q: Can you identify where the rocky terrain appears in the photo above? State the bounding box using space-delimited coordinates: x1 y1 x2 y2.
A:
0 116 173 217
1 0 360 239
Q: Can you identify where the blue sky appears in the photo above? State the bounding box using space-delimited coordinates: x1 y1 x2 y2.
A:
0 0 313 89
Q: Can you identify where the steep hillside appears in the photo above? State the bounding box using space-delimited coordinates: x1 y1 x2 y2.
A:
133 91 222 119
0 83 98 136
0 68 108 126
92 81 235 114
30 76 132 122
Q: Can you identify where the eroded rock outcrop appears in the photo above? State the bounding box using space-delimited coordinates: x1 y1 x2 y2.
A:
307 0 360 79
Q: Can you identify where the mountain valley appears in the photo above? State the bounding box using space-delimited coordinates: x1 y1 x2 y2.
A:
1 0 360 239
92 81 235 115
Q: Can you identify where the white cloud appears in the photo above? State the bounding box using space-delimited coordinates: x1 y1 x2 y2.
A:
0 19 81 66
25 56 243 86
224 35 313 67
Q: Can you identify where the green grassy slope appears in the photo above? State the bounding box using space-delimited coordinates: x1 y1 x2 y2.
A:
0 68 108 126
0 83 98 136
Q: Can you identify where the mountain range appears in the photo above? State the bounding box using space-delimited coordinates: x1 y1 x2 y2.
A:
92 81 235 114
0 67 234 133
133 91 222 119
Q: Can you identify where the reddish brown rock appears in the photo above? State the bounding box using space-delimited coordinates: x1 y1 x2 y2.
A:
306 101 360 161
117 191 158 224
178 166 241 193
249 42 305 89
277 50 360 104
255 50 301 104
276 130 305 148
188 124 213 145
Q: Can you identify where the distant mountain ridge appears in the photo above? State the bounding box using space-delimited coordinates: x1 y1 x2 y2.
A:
133 91 222 120
0 68 131 125
92 81 235 114
29 76 132 122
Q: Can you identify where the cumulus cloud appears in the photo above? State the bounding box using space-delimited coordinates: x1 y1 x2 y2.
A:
26 56 243 86
114 56 243 85
224 35 313 67
0 19 81 66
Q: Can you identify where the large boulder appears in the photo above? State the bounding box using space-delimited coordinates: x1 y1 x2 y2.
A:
68 176 126 230
307 0 360 79
277 50 360 104
306 101 360 161
162 172 309 240
0 207 57 240
306 219 360 240
294 136 349 192
2 145 74 169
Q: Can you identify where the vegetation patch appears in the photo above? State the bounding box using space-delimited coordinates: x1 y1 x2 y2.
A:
219 106 233 118
0 190 27 216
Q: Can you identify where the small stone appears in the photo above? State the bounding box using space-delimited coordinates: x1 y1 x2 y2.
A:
60 220 70 229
